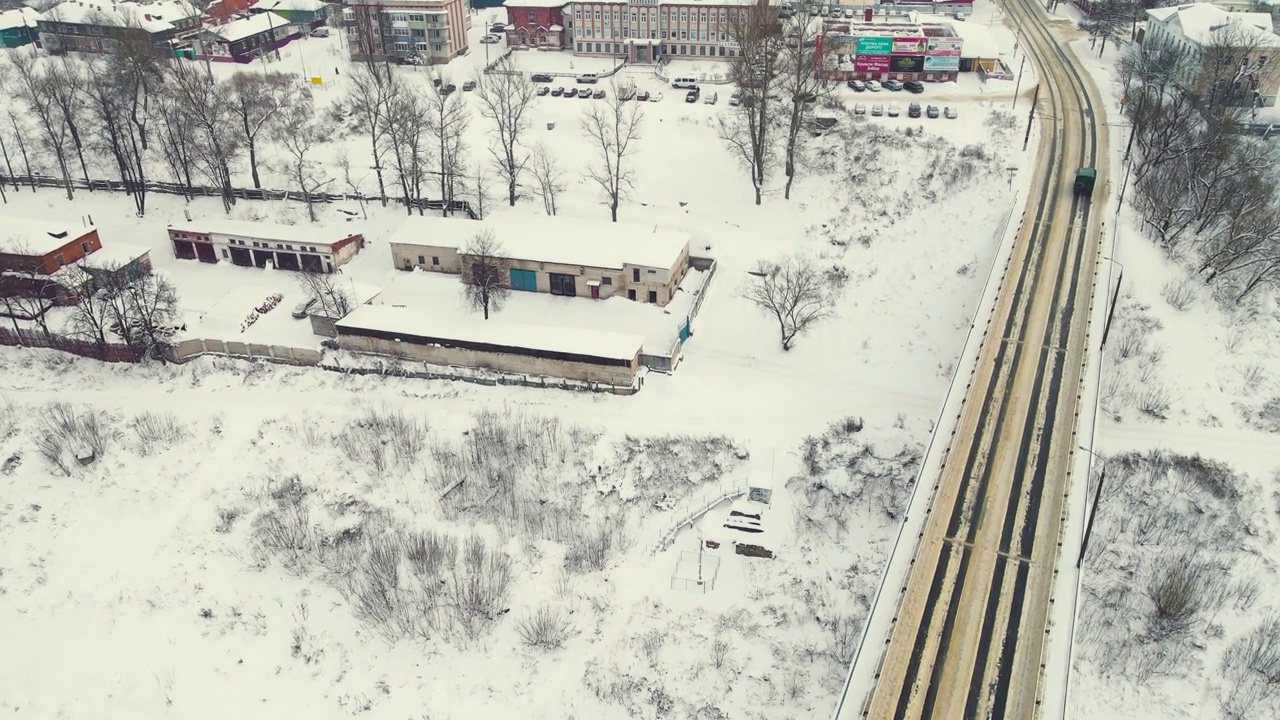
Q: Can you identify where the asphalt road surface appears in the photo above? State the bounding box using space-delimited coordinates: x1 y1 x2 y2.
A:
839 1 1109 718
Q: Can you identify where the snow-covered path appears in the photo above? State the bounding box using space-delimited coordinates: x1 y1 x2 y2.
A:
1100 419 1280 475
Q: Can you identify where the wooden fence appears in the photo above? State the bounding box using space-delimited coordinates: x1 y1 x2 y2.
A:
0 174 477 219
0 327 139 363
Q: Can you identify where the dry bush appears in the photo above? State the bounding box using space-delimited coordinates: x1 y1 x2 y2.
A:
129 411 188 455
563 521 631 574
1146 554 1212 639
826 612 863 664
1238 360 1268 392
515 605 576 650
1136 384 1173 419
1161 278 1199 310
1220 614 1280 719
1113 326 1149 361
334 405 428 474
36 402 108 476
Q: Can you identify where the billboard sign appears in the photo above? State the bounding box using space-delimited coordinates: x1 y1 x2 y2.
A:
926 37 963 56
889 55 925 73
891 37 928 55
924 55 960 71
854 54 891 72
855 36 892 55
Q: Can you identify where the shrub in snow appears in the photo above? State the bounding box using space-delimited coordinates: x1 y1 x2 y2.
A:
332 404 428 474
128 411 188 456
35 402 108 476
790 416 921 531
514 605 576 650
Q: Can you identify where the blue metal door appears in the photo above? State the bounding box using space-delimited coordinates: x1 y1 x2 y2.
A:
679 318 692 342
509 268 537 292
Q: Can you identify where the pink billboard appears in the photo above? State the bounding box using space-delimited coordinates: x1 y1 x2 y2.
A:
854 55 891 73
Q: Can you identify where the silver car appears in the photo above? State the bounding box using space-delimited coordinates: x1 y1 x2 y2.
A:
871 104 884 117
853 103 867 115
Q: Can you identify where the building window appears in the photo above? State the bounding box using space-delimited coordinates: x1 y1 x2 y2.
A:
56 254 65 267
549 273 576 296
632 268 640 282
418 255 425 264
680 30 686 39
409 13 424 21
432 256 440 266
628 289 636 300
221 249 228 258
81 241 90 253
389 12 407 22
528 11 535 22
601 276 612 286
648 269 656 275
648 290 657 303
393 27 410 36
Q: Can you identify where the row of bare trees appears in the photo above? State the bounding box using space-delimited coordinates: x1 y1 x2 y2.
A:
719 2 835 204
1119 30 1280 304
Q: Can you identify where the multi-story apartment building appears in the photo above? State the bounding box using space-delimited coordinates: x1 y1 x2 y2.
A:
345 0 470 65
1145 3 1280 107
36 0 201 54
506 0 767 63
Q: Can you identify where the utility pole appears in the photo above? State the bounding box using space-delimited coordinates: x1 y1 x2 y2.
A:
1022 84 1039 151
1077 460 1106 568
1012 52 1026 109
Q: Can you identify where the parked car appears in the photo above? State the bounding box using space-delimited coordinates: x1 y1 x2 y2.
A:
944 106 958 119
904 80 925 94
887 104 900 117
866 80 882 92
926 104 940 118
908 102 921 118
441 83 457 94
847 79 866 92
551 86 564 96
704 91 718 104
531 73 554 83
795 92 817 104
853 103 866 115
883 79 904 91
432 77 442 88
685 88 700 103
729 90 743 106
490 22 506 33
563 87 577 98
637 90 651 101
593 88 606 99
618 86 636 100
805 117 839 136
576 73 599 84
291 297 318 319
462 80 476 91
579 90 591 100
480 33 501 44
536 86 550 96
870 103 884 116
650 91 664 102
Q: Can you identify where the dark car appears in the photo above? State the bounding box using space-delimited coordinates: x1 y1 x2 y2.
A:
441 83 457 94
531 73 554 83
904 80 925 94
593 88 606 99
795 92 817 104
847 79 866 92
926 104 940 118
685 88 700 103
883 79 904 91
462 80 476 92
908 102 922 118
637 90 651 101
432 77 442 88
564 87 578 98
536 86 550 96
490 22 506 33
551 86 564 96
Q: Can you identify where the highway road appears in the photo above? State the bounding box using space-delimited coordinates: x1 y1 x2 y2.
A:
835 1 1108 719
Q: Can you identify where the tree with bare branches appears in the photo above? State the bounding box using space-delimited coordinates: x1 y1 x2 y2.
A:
344 63 395 205
742 254 837 351
529 142 566 216
272 89 335 222
426 73 471 217
0 240 55 337
297 270 353 319
6 48 77 200
161 61 241 212
461 230 509 320
778 5 834 199
228 71 301 189
473 55 537 206
720 4 784 205
382 86 433 215
580 82 642 222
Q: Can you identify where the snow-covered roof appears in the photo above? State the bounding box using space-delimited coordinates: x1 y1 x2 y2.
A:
254 0 326 13
39 0 198 32
205 10 290 41
389 213 690 272
168 219 360 247
336 304 644 362
0 6 40 31
76 242 150 270
1147 4 1279 47
502 0 566 7
947 20 997 58
0 217 91 256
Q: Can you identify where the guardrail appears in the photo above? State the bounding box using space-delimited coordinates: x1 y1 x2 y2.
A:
648 479 751 556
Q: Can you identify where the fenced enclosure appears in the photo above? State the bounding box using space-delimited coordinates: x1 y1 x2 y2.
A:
671 550 720 593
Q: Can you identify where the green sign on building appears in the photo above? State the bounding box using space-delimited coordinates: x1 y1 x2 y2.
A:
855 36 893 56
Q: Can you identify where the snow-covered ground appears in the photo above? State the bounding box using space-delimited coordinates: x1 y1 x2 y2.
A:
0 2 1111 718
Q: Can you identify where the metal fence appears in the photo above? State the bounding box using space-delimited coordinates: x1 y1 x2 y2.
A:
649 479 751 556
0 174 477 219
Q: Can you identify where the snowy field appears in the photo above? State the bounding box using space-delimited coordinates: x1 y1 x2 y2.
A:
13 2 1253 719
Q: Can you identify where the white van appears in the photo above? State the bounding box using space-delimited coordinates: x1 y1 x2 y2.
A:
309 27 330 38
671 76 698 89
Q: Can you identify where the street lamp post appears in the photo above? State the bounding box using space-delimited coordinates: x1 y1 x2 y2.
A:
1076 445 1107 569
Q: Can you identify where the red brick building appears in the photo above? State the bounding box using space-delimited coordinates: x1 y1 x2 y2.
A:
504 0 566 50
0 217 103 303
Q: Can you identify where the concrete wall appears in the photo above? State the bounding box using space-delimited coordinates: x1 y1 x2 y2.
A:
167 337 323 366
336 333 637 386
391 243 462 273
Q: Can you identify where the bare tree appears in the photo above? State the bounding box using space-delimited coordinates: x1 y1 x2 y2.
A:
228 71 301 189
720 4 784 205
461 230 510 320
43 56 93 187
272 89 334 222
344 63 394 205
580 83 642 222
471 160 493 219
1200 20 1276 121
473 55 537 206
6 48 77 200
152 86 200 196
83 57 151 215
161 61 241 212
335 148 371 220
742 254 837 351
528 142 566 216
297 271 353 319
382 86 434 215
1081 1 1132 57
0 240 55 337
778 5 834 199
425 74 471 217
